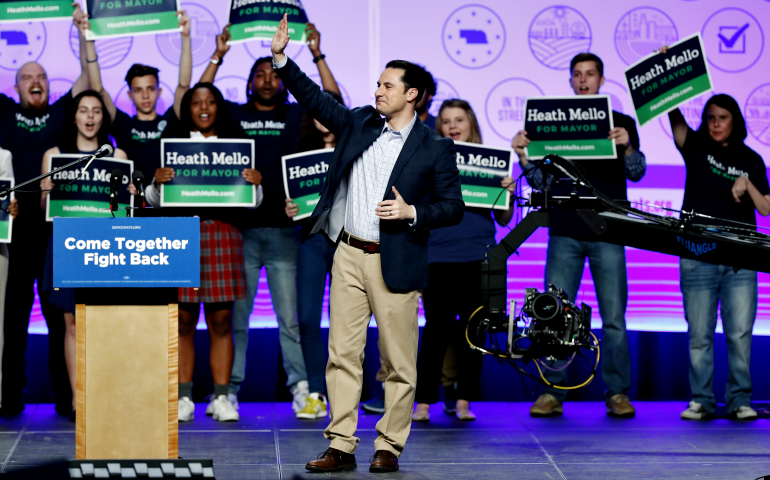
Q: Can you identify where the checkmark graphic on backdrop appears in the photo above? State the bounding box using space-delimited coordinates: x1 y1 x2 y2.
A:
718 23 750 53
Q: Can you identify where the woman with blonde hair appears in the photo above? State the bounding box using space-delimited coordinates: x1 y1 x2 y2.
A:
413 99 513 421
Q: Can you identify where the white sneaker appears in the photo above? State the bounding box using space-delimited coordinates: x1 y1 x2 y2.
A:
228 393 239 411
681 401 712 420
178 396 195 422
211 395 239 422
206 393 240 416
732 405 758 420
291 380 309 413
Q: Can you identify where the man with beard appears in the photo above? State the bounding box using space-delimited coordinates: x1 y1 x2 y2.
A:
199 23 341 413
0 3 90 415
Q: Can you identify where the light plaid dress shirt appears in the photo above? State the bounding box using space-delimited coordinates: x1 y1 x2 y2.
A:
344 113 418 242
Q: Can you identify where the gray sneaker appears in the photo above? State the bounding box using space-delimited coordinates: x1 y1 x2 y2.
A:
681 401 713 420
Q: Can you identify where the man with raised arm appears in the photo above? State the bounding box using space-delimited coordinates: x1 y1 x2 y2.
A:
79 10 191 176
271 15 463 473
0 2 91 416
198 23 342 416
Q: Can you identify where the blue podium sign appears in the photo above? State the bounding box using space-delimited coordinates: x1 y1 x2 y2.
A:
53 217 200 288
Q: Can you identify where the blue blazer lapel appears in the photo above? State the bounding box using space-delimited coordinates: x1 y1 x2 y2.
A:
383 122 427 199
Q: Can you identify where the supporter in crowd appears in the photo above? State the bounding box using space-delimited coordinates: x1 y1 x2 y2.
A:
200 22 341 414
39 90 128 420
81 9 191 175
284 90 345 420
0 148 19 410
665 84 768 421
0 3 91 416
145 83 263 423
412 99 513 422
513 52 646 418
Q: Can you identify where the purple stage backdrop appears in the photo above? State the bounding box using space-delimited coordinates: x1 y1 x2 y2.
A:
2 0 770 335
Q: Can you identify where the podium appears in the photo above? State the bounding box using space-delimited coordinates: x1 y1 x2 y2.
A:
53 217 200 463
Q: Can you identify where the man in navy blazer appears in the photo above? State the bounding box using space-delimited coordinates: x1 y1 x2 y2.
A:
271 15 463 473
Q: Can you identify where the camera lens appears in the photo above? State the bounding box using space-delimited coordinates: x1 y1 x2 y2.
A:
532 293 561 321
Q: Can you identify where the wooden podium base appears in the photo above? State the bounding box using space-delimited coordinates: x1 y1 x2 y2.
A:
75 289 179 460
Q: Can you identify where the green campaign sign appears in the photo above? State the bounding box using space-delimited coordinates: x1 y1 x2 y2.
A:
0 0 74 22
454 142 513 210
624 33 713 126
0 179 14 243
282 148 331 221
524 95 615 160
82 0 181 40
46 155 134 221
160 139 257 207
227 0 309 45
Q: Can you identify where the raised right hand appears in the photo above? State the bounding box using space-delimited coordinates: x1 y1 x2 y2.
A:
511 130 530 157
153 168 175 185
271 14 291 60
284 197 298 218
215 24 231 57
656 45 670 54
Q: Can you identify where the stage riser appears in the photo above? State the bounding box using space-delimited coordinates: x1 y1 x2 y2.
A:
22 328 766 404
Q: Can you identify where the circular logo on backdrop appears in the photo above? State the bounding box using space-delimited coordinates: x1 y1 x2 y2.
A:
614 7 678 65
658 94 712 139
745 83 770 146
428 78 460 118
156 2 218 67
602 79 632 116
485 78 545 142
245 39 305 61
214 75 249 105
114 81 175 117
68 24 132 69
0 77 72 103
528 6 591 70
0 22 46 71
702 8 764 73
442 4 506 69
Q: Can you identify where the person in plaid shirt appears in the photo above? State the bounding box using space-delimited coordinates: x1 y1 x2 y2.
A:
145 83 263 423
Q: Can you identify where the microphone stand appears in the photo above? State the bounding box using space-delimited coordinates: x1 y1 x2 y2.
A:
0 152 101 199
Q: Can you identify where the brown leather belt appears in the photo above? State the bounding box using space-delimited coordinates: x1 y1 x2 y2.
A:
341 231 380 253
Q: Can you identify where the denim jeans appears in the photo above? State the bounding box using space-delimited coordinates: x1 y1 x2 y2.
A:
297 234 336 394
543 235 631 403
230 227 306 394
680 258 756 414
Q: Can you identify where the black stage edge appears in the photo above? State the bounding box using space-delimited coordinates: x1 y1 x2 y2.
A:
75 287 177 306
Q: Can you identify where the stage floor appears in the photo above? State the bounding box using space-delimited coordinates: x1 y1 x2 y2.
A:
0 402 768 479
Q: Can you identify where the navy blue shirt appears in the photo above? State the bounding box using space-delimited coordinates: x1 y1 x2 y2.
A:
428 208 496 264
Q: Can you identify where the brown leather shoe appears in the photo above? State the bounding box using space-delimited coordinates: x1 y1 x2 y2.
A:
530 393 563 417
305 447 357 472
369 450 399 473
606 394 636 418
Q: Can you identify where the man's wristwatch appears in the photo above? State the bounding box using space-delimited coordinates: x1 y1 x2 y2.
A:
210 54 223 66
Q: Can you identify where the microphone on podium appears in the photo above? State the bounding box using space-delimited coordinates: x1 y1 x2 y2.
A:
109 168 123 213
93 143 114 159
132 170 146 208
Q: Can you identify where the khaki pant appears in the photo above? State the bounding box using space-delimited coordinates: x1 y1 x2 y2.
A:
324 239 420 456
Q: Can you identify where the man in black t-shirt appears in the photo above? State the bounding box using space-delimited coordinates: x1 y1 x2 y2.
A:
0 6 91 415
199 24 342 412
82 10 191 177
512 53 647 419
415 65 437 131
